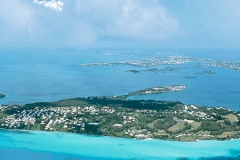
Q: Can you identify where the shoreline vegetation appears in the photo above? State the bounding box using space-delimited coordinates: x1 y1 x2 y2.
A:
0 86 239 142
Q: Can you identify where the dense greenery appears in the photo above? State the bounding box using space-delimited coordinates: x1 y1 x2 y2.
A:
24 96 183 111
154 118 177 130
201 121 222 131
1 96 240 141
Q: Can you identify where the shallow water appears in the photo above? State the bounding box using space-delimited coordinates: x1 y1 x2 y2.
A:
0 130 240 160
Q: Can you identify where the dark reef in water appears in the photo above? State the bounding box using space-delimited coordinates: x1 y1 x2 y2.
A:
0 94 5 98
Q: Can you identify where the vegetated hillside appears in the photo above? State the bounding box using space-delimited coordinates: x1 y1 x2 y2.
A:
1 96 240 141
24 96 183 111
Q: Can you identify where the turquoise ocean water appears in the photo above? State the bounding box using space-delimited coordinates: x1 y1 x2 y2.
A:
0 130 240 160
0 48 240 159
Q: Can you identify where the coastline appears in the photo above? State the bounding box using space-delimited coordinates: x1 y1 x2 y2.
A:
1 94 240 142
1 128 240 142
0 49 240 159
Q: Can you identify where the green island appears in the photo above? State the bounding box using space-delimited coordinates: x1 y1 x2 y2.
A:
0 94 5 98
0 90 240 142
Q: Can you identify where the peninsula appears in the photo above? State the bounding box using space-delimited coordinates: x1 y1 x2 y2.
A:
128 85 187 96
0 90 239 142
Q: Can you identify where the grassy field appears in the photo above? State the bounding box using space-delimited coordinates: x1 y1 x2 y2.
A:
219 131 237 138
225 114 239 123
191 122 201 130
168 121 185 132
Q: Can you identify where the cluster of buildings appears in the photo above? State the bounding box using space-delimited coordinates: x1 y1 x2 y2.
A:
1 102 238 140
193 57 240 72
125 129 152 139
123 115 138 124
132 85 187 96
79 55 191 68
80 52 240 72
0 106 37 128
182 105 212 120
135 109 157 114
175 133 214 138
0 105 117 131
0 105 10 111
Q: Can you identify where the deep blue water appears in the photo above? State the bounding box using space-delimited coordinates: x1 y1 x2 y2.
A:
0 48 240 110
0 48 240 159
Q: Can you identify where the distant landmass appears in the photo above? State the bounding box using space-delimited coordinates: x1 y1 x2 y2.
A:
0 94 5 98
125 67 180 74
128 85 187 96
